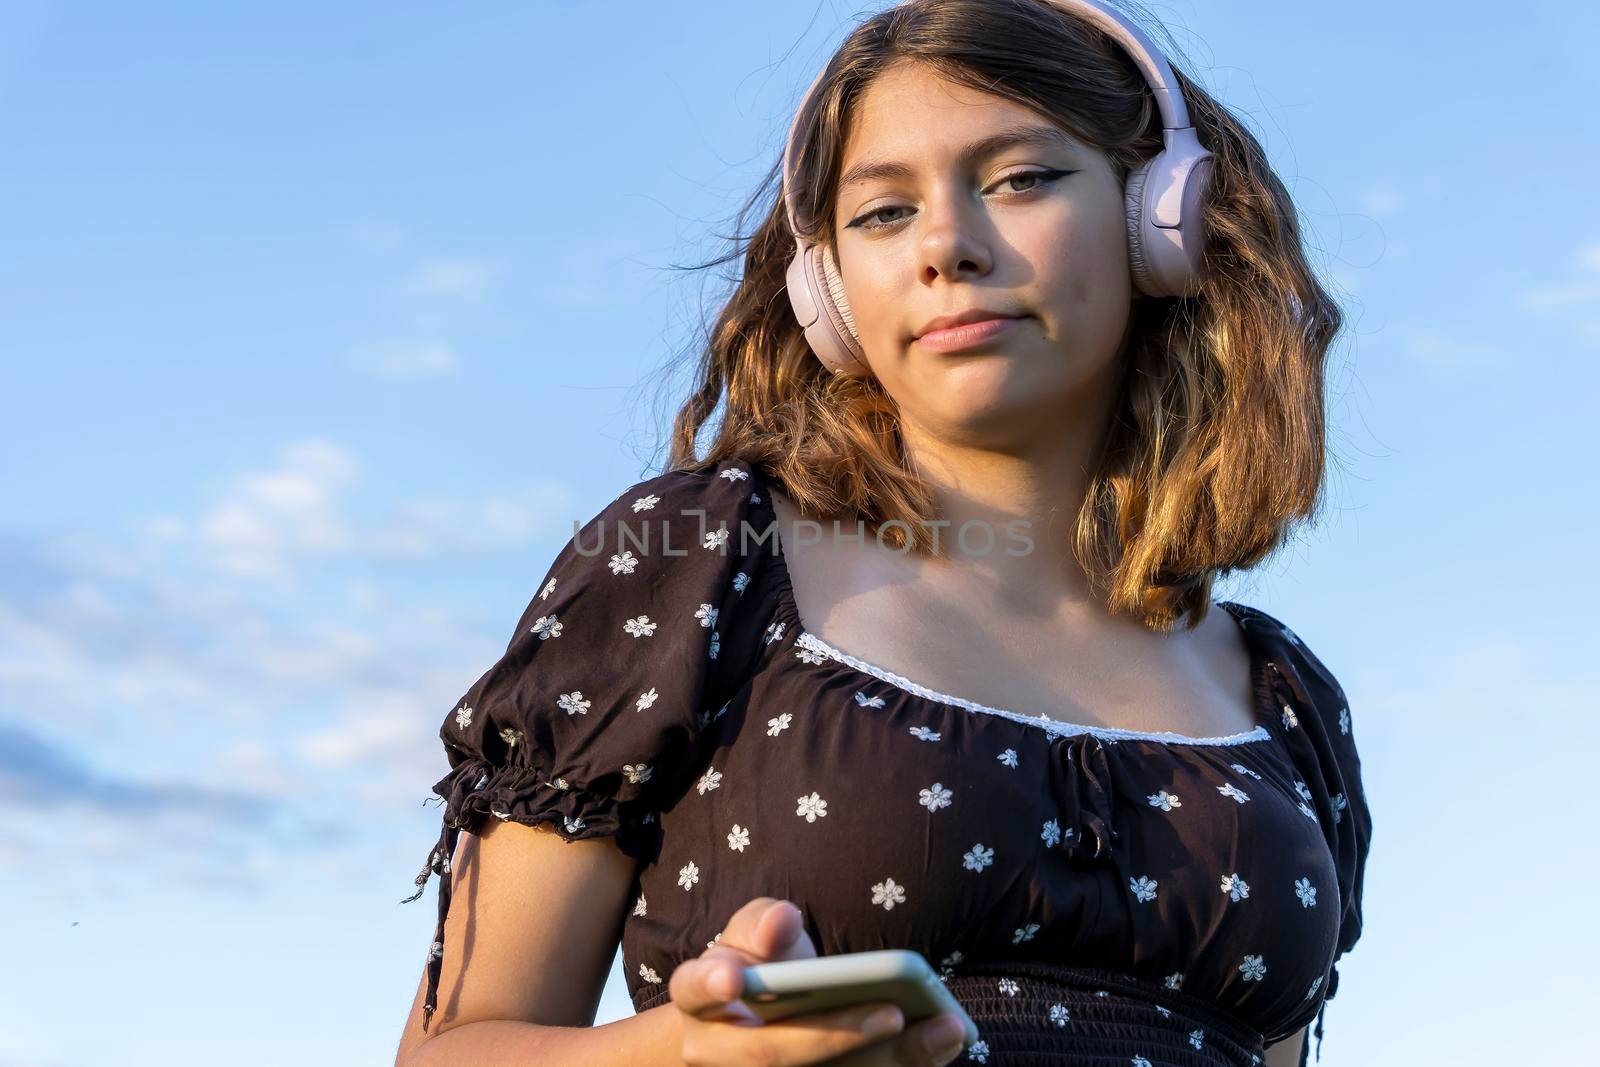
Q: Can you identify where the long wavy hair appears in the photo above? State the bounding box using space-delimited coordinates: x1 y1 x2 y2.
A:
647 0 1347 633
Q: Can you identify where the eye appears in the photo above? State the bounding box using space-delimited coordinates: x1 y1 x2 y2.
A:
845 168 1073 233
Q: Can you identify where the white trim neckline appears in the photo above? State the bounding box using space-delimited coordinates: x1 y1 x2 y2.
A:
793 629 1273 747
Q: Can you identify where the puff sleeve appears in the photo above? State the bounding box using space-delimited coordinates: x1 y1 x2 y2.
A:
399 461 769 1032
1251 607 1374 1066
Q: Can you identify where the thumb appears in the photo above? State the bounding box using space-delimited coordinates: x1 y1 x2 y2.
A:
758 900 817 961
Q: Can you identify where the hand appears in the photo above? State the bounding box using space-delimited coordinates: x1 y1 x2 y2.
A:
670 896 971 1066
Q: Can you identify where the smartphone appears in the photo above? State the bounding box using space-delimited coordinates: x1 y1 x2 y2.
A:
737 949 978 1047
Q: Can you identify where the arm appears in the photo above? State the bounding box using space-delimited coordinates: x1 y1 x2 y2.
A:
394 818 682 1067
1262 1025 1305 1067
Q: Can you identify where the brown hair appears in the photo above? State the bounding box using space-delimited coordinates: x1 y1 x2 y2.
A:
652 0 1347 632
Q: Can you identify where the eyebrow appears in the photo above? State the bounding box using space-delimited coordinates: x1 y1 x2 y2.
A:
836 123 1078 195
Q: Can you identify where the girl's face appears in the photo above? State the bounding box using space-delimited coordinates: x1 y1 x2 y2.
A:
830 61 1136 450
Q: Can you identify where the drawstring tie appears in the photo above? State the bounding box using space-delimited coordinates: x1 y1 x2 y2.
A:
399 806 460 1034
1049 735 1120 865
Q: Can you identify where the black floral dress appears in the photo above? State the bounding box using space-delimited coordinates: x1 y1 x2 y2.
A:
403 459 1373 1067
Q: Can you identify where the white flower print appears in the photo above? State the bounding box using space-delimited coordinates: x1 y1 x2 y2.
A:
539 576 557 599
796 792 828 822
1133 1057 1153 1067
1295 877 1318 908
718 466 749 482
623 614 657 638
1154 1005 1171 1019
767 712 793 736
1147 790 1182 811
622 763 653 785
796 642 825 665
940 950 964 974
765 620 787 645
639 962 661 983
967 1039 990 1063
563 815 586 834
1230 762 1263 780
551 776 570 790
1298 801 1318 821
709 631 721 659
1240 954 1267 981
608 550 639 575
703 527 730 552
428 939 443 963
963 843 995 872
1189 1029 1205 1050
695 602 718 628
707 930 724 950
454 704 473 730
1294 779 1314 803
733 570 750 593
695 767 723 795
872 877 907 910
1217 782 1251 804
920 783 954 812
558 691 590 716
1130 875 1159 903
854 690 886 708
909 725 943 741
1281 701 1299 729
1331 792 1348 824
1048 1003 1069 1028
531 614 562 640
1041 818 1062 848
633 893 647 917
1304 974 1324 1000
635 688 659 713
1339 705 1351 735
998 978 1019 996
1164 972 1184 991
998 748 1019 768
474 770 489 791
631 493 660 512
499 726 522 748
1013 923 1040 944
1220 873 1250 902
727 824 750 851
678 861 699 890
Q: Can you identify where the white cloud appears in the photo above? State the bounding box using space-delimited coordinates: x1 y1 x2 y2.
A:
1357 184 1404 217
1396 326 1507 377
405 256 504 299
353 340 460 378
0 437 584 896
1516 240 1600 343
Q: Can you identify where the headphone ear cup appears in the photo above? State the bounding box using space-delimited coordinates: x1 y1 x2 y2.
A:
1124 151 1212 299
810 242 870 376
817 243 862 352
1124 157 1159 297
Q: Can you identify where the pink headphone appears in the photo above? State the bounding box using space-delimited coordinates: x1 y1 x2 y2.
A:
781 0 1215 378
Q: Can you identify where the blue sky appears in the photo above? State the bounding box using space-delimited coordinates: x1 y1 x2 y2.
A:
3 1 1595 1064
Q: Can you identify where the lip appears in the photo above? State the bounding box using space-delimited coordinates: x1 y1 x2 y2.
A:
915 314 1028 352
917 308 1025 337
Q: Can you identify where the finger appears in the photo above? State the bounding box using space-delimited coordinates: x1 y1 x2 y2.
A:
753 897 814 961
889 1011 971 1066
670 952 757 1019
692 1000 906 1067
716 896 794 957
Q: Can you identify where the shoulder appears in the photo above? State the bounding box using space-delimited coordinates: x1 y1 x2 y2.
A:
1222 600 1351 737
578 461 767 549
